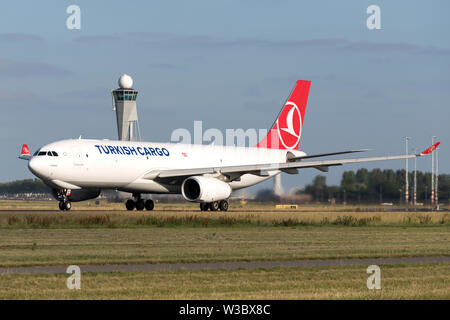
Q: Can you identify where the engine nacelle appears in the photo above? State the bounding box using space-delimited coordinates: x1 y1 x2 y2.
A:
53 189 101 202
181 176 231 203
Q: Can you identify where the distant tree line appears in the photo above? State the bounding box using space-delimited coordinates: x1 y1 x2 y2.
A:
2 170 450 205
299 169 450 204
0 179 51 195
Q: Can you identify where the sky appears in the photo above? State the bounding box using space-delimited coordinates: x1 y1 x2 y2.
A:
0 0 449 194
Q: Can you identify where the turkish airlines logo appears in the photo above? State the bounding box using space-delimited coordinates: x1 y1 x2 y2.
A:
276 102 302 149
22 145 30 155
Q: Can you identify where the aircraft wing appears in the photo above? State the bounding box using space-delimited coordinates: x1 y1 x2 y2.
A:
143 142 440 181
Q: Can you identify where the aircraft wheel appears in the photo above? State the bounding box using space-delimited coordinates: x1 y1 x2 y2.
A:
125 199 135 211
136 199 145 211
63 201 71 211
145 199 154 211
209 201 219 211
58 201 65 211
219 200 229 211
200 203 209 211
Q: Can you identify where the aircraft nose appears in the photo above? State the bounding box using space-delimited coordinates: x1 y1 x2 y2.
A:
28 157 48 179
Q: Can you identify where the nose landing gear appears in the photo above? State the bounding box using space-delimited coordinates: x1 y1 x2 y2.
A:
58 200 71 211
55 189 72 211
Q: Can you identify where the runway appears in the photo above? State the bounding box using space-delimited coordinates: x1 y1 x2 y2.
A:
1 256 449 275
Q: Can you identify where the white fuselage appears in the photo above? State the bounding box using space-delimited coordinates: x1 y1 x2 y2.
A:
28 139 306 195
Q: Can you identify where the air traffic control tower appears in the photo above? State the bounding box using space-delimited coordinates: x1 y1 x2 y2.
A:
112 74 141 141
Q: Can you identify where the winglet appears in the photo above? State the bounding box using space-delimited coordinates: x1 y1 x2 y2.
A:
19 144 32 160
419 142 440 156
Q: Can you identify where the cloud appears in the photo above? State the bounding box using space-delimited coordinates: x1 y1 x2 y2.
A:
72 35 121 44
343 41 450 56
72 33 450 56
0 88 41 103
149 62 179 70
58 87 105 100
0 33 44 43
0 59 72 78
218 38 450 56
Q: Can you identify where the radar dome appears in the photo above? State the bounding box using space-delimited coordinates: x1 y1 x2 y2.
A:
118 74 133 89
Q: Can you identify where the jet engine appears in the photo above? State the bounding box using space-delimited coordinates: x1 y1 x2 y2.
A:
181 176 231 202
53 189 101 202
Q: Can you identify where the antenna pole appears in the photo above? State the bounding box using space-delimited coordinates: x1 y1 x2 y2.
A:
414 148 417 206
431 136 435 207
405 137 409 205
436 146 439 210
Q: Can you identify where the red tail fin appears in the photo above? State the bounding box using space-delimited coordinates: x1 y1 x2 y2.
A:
256 80 311 150
21 144 31 156
18 143 32 160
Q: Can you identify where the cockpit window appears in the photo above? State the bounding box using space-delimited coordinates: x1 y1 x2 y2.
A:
36 150 58 157
33 150 39 156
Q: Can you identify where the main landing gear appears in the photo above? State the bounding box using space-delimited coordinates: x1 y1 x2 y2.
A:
125 194 154 211
200 200 229 212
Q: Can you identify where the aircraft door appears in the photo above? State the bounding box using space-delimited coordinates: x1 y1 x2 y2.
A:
72 147 84 166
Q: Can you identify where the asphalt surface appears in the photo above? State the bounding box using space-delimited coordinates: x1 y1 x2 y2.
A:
1 256 449 275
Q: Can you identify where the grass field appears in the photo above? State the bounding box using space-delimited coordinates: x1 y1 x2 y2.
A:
0 226 448 267
0 200 449 299
1 264 448 299
1 200 449 229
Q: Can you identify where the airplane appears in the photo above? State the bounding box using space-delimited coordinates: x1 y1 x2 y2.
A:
19 80 440 211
